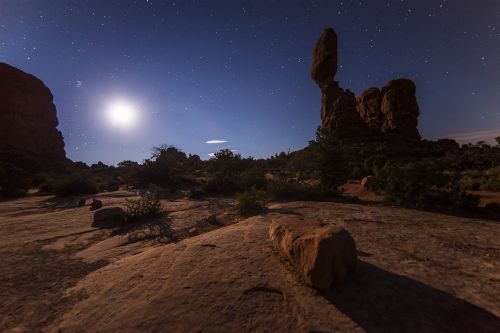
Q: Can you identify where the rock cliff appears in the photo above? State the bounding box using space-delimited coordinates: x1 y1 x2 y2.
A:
0 62 65 160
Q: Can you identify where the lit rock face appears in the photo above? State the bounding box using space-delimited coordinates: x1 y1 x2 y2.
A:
269 217 357 290
0 62 65 160
311 28 421 141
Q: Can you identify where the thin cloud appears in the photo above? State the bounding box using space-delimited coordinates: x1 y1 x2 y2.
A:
207 153 216 157
206 140 227 144
431 129 499 144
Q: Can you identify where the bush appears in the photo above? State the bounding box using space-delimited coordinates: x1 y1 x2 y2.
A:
236 186 267 216
125 187 165 221
46 173 99 197
372 160 479 210
308 129 349 193
0 162 32 197
266 179 325 201
203 167 267 194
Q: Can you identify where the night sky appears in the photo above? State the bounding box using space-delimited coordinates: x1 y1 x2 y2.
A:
1 1 499 164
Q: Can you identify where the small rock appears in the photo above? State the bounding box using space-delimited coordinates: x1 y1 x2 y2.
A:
77 198 86 207
269 217 357 290
188 227 199 237
485 202 500 212
205 214 218 225
361 176 375 189
92 207 125 229
90 199 103 211
188 188 204 199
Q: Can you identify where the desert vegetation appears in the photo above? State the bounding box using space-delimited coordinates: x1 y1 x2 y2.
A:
1 134 500 218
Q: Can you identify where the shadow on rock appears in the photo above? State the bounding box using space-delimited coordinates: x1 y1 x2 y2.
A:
323 261 500 332
112 217 177 244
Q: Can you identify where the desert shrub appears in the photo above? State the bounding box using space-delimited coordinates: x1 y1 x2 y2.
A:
44 173 99 197
0 162 32 197
204 151 266 194
136 146 188 187
125 187 165 221
266 179 325 201
308 129 349 193
236 186 268 216
373 160 479 210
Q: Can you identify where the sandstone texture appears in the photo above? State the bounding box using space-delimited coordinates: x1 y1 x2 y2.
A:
269 217 357 290
0 62 65 160
311 28 421 141
0 193 499 332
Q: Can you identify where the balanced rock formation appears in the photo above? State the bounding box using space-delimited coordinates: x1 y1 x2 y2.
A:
311 28 421 141
0 62 65 160
311 29 370 138
269 217 357 290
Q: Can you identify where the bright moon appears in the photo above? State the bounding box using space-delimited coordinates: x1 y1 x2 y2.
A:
106 100 138 128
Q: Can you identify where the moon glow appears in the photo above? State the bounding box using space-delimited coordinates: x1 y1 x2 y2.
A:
106 100 138 128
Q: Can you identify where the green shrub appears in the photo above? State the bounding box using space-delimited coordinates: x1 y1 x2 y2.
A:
373 160 479 210
266 179 325 201
308 129 349 192
0 162 32 197
125 187 165 221
204 162 266 194
46 173 99 197
236 186 267 216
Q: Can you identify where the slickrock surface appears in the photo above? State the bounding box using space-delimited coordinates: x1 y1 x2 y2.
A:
0 193 498 332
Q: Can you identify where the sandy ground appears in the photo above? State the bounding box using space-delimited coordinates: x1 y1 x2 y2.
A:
0 191 499 332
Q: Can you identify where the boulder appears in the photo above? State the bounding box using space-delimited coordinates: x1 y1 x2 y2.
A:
311 28 338 87
485 202 500 212
380 79 421 140
0 62 65 160
90 199 103 211
269 217 357 290
92 207 125 229
357 87 382 130
361 176 375 189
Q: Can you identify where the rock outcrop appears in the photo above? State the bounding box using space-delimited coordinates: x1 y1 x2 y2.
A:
356 87 382 130
269 217 357 290
0 62 65 160
311 28 421 141
311 29 370 138
380 79 420 140
92 207 125 228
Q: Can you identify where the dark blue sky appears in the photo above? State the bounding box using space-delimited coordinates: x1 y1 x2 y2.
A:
1 0 499 164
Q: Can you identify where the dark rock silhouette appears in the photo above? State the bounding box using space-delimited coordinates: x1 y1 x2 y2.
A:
311 28 421 141
311 29 369 138
380 78 421 140
311 28 338 87
356 87 382 130
0 62 65 160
